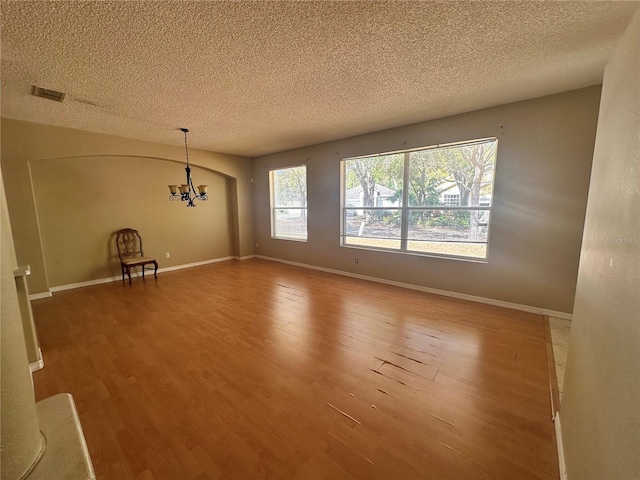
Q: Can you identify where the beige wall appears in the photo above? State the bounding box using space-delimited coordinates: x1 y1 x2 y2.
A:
561 10 640 479
1 119 255 292
30 156 231 287
253 87 601 313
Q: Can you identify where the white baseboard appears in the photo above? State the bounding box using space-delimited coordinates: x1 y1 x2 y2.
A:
50 275 120 293
29 291 53 301
255 255 573 319
30 347 44 372
35 254 570 319
235 254 257 261
555 412 568 480
49 256 242 293
156 256 236 274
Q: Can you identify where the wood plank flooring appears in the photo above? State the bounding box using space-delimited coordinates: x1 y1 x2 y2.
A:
32 259 559 479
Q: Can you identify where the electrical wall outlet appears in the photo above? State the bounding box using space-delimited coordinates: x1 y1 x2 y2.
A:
165 252 170 258
355 258 359 264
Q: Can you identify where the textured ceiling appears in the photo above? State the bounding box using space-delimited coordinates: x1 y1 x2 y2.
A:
1 1 638 157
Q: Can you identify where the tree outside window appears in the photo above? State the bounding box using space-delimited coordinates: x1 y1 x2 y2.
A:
270 165 307 241
342 139 497 260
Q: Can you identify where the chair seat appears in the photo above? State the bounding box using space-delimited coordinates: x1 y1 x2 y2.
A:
121 256 156 266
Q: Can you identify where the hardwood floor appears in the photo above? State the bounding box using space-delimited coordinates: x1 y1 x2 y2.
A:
32 259 559 479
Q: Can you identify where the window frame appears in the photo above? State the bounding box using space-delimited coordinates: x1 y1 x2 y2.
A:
269 165 308 242
340 138 497 262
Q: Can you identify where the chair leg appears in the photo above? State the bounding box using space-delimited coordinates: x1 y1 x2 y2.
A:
127 266 132 285
153 261 158 280
142 265 145 280
121 264 125 284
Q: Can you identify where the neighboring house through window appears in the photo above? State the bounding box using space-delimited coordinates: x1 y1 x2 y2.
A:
341 138 497 260
443 193 461 207
270 165 307 241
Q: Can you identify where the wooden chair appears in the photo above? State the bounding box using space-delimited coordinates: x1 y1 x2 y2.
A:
115 228 158 285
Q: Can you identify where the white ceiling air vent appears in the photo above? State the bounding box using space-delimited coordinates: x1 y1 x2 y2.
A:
32 86 66 102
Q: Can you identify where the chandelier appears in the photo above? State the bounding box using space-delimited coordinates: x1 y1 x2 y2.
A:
168 128 208 207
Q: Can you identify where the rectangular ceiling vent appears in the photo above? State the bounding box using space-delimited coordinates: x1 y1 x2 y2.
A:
32 86 66 102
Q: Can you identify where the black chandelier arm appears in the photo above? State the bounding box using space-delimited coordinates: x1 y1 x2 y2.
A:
185 165 208 202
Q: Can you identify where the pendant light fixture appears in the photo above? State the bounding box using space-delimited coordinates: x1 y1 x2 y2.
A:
168 128 208 207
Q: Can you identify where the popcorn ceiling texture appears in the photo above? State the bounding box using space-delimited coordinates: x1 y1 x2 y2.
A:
1 1 637 157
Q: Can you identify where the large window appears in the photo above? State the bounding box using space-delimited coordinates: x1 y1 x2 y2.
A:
341 138 497 260
270 165 307 241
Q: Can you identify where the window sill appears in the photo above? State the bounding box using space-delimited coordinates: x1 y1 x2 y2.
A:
271 236 308 243
340 242 489 263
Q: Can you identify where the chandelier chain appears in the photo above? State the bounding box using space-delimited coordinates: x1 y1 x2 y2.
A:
182 128 190 167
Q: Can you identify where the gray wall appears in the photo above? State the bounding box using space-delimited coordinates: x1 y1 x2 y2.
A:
253 87 601 313
561 10 640 479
